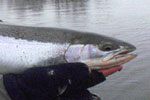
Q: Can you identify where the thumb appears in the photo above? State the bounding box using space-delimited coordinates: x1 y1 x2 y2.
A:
99 66 123 77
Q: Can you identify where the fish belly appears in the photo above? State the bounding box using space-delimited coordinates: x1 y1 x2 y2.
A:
0 36 69 74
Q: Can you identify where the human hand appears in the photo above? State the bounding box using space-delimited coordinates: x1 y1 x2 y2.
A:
98 66 123 77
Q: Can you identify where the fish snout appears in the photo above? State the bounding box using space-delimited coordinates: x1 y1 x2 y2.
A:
83 48 137 70
121 42 136 51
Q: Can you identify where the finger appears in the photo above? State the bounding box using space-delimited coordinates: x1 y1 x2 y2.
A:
99 66 123 77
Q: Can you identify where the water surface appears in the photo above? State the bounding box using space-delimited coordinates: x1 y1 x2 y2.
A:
0 0 150 100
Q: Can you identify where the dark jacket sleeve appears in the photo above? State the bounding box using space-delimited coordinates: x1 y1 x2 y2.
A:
3 63 106 100
60 63 106 96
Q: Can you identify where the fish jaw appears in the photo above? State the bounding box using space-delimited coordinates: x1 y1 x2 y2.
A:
83 49 137 70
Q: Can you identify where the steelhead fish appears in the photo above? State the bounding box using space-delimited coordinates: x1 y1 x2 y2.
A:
0 23 137 74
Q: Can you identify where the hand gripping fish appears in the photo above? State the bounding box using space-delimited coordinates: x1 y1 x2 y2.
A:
0 23 137 74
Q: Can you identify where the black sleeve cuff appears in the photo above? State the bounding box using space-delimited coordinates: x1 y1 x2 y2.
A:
63 63 106 91
86 70 106 88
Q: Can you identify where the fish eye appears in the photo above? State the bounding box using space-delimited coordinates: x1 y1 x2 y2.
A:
99 43 119 51
103 45 113 51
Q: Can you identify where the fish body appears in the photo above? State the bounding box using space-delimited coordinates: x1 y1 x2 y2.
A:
0 36 70 73
0 23 137 74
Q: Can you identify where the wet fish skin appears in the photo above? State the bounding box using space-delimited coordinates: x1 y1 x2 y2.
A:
0 36 69 74
0 23 136 50
0 23 136 74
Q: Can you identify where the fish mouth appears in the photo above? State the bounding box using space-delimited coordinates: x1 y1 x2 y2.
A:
65 44 137 70
83 49 137 70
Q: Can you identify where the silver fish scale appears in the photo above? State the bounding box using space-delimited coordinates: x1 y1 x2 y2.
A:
0 36 69 74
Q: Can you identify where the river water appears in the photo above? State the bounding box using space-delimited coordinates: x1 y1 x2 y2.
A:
0 0 150 100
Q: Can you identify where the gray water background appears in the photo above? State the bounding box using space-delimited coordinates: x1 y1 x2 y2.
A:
0 0 150 100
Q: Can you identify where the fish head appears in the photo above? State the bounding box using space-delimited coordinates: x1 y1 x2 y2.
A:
65 34 137 69
97 36 136 52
